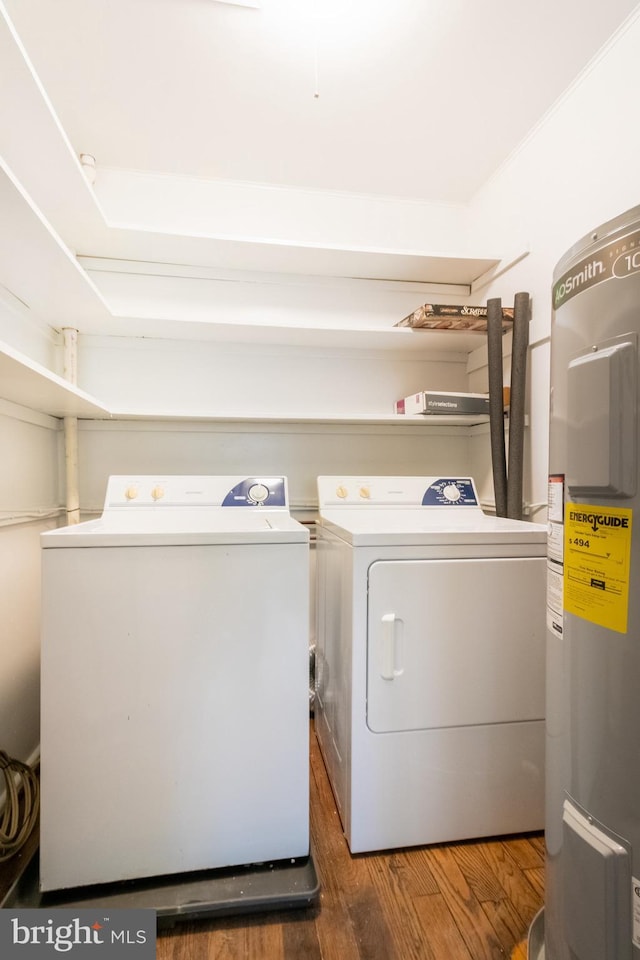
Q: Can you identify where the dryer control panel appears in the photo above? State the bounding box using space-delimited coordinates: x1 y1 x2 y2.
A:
318 476 479 508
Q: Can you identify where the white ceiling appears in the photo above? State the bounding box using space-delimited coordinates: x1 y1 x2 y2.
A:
4 0 640 204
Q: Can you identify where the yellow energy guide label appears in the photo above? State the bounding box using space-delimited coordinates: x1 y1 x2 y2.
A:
564 504 633 633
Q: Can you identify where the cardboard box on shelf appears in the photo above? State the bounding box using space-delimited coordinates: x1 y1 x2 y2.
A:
396 303 514 332
395 391 490 416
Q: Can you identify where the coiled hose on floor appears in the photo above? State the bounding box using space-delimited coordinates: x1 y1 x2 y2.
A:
0 750 39 861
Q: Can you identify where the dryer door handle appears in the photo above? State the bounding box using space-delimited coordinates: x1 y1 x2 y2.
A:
380 613 403 680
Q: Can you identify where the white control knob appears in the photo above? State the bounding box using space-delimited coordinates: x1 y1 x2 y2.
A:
359 486 371 499
151 486 165 501
124 486 138 501
248 483 269 504
442 484 461 502
336 485 348 499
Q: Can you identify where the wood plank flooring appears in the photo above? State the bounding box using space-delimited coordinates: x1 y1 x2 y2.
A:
157 724 544 960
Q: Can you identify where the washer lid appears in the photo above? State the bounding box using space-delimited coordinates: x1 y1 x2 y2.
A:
41 511 308 547
41 475 309 546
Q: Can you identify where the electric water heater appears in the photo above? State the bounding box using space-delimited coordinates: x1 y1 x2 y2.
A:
531 205 640 959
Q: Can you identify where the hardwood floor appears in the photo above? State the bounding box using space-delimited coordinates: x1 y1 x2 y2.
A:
157 725 544 960
0 725 543 958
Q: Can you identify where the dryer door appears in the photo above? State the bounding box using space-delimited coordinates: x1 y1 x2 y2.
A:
366 556 545 733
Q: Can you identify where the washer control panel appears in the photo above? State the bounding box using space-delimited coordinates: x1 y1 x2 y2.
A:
421 478 478 506
222 477 286 507
104 476 288 510
318 476 479 507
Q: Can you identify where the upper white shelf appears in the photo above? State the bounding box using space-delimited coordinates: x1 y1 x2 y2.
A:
0 146 522 348
0 155 510 332
106 410 491 427
0 165 112 327
0 342 110 418
75 254 520 351
0 342 491 425
99 242 501 287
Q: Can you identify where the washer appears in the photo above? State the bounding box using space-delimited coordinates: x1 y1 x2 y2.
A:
315 475 547 853
40 475 310 893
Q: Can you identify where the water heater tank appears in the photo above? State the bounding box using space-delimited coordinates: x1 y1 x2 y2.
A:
533 205 640 959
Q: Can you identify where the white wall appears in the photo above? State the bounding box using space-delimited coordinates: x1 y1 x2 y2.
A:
74 8 640 516
0 293 59 368
0 305 62 767
77 335 470 417
73 329 477 513
76 419 476 516
0 405 61 764
466 9 640 518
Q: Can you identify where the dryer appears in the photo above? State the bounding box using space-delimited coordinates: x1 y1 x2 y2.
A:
315 475 547 853
40 475 310 892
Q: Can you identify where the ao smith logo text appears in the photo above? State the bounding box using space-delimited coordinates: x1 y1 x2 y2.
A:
553 226 640 309
569 510 630 533
554 257 605 308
